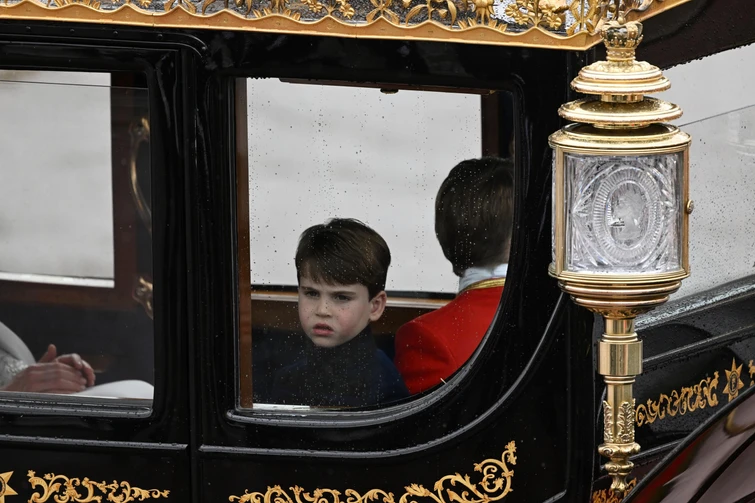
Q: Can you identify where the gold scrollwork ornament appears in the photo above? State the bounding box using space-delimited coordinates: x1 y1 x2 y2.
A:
27 471 170 503
229 442 516 503
635 372 719 426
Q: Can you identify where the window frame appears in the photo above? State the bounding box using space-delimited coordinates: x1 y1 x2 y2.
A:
234 77 510 413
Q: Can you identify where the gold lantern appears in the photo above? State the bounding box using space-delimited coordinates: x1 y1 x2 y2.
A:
549 15 693 493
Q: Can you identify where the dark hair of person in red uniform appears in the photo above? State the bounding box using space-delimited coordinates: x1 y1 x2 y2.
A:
395 157 514 394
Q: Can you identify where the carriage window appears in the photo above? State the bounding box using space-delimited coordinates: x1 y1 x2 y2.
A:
0 70 154 406
239 79 514 410
658 43 755 300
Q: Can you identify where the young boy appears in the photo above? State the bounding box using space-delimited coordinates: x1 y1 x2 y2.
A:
271 218 409 408
394 157 514 394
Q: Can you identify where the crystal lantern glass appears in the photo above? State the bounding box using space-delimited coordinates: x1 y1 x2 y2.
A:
564 152 684 275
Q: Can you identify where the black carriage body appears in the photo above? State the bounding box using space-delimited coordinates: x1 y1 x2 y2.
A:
0 2 753 502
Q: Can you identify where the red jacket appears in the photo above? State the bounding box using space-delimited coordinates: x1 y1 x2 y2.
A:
394 284 504 394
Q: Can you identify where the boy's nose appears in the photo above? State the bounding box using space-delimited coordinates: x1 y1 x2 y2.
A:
315 299 330 316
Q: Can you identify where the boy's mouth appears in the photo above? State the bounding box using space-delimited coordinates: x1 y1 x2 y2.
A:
312 323 334 336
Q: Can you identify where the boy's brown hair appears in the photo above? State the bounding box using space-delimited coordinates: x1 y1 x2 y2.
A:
435 157 514 276
295 218 391 299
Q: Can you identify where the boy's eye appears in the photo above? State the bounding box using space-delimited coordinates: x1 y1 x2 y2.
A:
303 290 319 298
334 294 352 302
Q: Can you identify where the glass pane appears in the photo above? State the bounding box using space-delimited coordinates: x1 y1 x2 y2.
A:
0 71 114 286
657 43 755 300
0 71 154 406
243 79 514 410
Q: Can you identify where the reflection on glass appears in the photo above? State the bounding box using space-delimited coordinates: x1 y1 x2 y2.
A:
0 71 154 405
672 102 755 299
243 79 515 410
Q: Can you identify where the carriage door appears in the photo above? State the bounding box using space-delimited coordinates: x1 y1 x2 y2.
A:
0 52 189 502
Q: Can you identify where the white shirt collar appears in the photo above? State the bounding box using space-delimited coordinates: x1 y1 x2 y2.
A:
458 263 508 292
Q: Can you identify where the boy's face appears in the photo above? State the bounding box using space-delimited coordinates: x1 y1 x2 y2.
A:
298 275 387 348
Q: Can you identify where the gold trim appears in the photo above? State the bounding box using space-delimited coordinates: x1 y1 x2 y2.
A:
636 372 719 426
0 472 17 503
635 358 755 427
460 278 505 293
0 0 692 50
549 124 692 153
229 443 517 503
590 479 637 503
554 269 689 286
27 471 170 503
554 147 565 274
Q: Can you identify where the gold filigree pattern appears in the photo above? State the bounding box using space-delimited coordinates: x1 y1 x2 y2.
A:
635 357 755 426
590 478 637 503
602 401 613 443
27 471 170 503
636 372 719 426
724 358 745 402
603 400 635 443
229 442 517 503
0 0 692 50
617 400 635 443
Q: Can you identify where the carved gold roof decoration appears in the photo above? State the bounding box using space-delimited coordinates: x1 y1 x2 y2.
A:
0 0 690 49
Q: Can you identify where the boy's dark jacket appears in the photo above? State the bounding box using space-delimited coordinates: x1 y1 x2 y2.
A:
271 326 409 407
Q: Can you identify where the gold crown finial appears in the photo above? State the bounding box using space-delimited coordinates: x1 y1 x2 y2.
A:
603 20 643 63
557 16 680 127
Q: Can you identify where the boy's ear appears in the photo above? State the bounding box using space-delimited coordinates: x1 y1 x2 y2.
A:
368 291 388 322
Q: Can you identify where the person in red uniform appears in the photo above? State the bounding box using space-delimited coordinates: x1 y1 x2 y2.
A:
394 157 514 394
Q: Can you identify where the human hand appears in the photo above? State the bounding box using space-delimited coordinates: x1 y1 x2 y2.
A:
3 361 88 395
39 344 96 387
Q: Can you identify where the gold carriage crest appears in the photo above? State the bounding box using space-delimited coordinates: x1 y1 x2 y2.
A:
229 441 517 503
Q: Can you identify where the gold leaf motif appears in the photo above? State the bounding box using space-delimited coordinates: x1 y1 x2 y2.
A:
300 0 353 18
617 400 635 443
229 443 516 503
27 471 169 503
590 478 636 503
404 3 424 23
635 371 720 427
748 359 754 387
602 401 613 443
504 0 566 29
